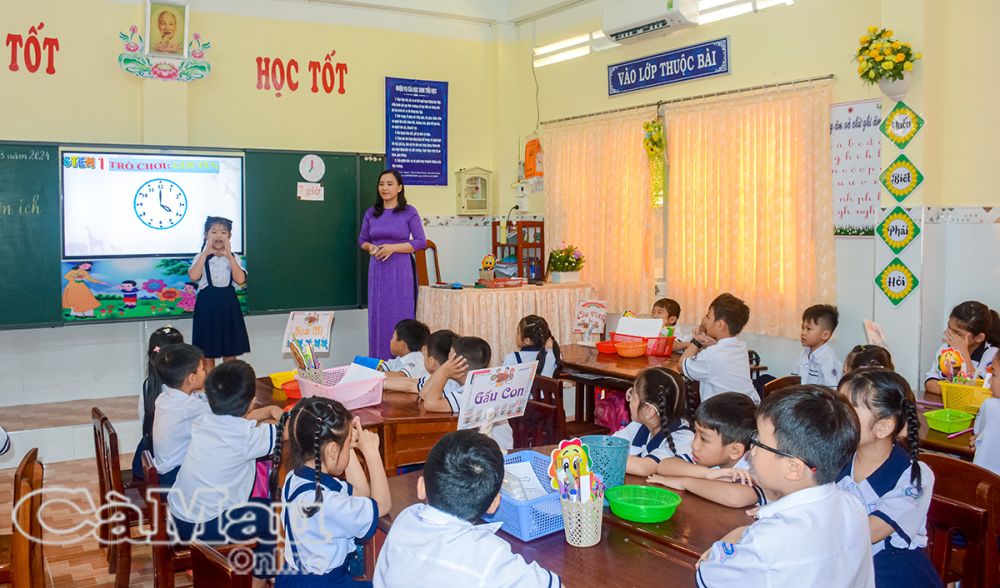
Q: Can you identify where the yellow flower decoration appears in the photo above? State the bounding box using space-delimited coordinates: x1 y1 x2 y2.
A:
876 261 916 304
891 41 901 49
884 46 893 55
882 159 920 198
869 70 875 78
914 52 922 59
872 42 881 50
875 54 884 62
858 55 865 63
868 26 878 34
857 65 866 74
882 60 894 69
895 53 905 62
883 29 893 37
860 35 870 44
903 61 913 71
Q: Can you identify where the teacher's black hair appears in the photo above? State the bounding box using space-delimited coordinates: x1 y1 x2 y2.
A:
372 169 408 218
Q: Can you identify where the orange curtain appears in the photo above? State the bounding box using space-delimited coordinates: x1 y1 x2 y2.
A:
541 109 657 313
664 85 834 339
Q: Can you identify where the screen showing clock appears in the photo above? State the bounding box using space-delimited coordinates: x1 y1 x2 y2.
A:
62 151 244 258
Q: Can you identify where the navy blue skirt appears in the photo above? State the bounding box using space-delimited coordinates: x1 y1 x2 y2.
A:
874 546 943 588
275 563 370 588
192 285 250 358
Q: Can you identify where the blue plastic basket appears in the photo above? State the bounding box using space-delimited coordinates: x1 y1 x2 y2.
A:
581 435 629 490
482 450 564 541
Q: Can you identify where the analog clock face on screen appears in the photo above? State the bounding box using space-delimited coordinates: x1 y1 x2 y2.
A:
134 179 188 229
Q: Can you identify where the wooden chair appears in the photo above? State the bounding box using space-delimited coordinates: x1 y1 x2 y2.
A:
531 375 564 406
922 452 1000 587
101 418 150 588
91 407 144 547
511 400 566 449
0 448 45 588
414 239 442 286
762 375 800 399
142 450 192 588
926 494 989 587
191 541 252 588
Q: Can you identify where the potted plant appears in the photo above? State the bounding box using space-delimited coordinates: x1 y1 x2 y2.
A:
856 26 921 100
547 244 585 283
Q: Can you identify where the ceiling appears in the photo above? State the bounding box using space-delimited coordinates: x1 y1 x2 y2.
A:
277 0 595 25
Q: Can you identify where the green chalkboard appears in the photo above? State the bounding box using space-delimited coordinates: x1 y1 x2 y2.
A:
357 154 386 308
0 143 61 328
245 151 365 313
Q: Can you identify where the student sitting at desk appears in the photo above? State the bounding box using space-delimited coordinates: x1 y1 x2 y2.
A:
383 329 457 394
383 319 430 380
647 392 770 508
681 293 760 404
924 300 998 395
614 367 694 476
652 297 691 352
420 337 514 451
791 304 842 387
502 314 561 377
696 386 873 587
373 430 560 587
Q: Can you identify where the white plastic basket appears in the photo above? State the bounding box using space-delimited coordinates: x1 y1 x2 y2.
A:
294 366 385 411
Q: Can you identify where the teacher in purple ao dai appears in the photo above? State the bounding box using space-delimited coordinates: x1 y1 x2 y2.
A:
358 169 427 359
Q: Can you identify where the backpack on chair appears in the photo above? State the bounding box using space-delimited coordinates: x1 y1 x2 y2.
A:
593 387 630 434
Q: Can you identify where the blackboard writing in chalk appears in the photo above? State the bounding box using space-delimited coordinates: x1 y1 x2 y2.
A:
0 143 61 328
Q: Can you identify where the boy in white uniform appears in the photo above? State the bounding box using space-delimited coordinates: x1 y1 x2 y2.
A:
383 319 430 380
374 430 559 587
791 304 842 387
168 361 283 579
681 293 759 403
384 329 456 394
151 343 208 487
652 297 692 352
697 385 874 588
649 392 769 508
421 337 514 451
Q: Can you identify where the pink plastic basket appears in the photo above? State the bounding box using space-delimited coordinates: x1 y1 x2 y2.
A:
294 366 385 411
609 332 675 357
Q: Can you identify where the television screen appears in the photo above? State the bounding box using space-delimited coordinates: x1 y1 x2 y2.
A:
62 151 244 258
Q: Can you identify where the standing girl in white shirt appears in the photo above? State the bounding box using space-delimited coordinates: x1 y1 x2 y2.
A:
188 216 249 371
837 369 941 588
502 314 561 378
273 397 391 587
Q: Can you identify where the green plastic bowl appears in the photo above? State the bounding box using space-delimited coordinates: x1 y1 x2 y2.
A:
924 408 974 434
605 485 682 523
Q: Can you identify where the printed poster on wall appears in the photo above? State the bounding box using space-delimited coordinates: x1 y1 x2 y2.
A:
457 361 538 431
385 77 448 186
830 99 881 236
574 300 608 335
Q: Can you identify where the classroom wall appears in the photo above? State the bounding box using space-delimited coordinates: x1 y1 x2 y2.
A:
509 0 1000 386
0 0 507 408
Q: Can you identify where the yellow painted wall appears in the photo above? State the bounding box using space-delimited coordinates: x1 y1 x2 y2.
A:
0 1 497 216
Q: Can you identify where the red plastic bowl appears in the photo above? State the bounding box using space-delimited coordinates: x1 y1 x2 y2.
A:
596 340 618 354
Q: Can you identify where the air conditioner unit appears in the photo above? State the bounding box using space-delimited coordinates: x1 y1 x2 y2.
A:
602 0 698 44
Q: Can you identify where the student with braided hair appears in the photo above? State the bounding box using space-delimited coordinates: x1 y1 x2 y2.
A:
836 369 941 588
274 397 390 586
502 314 562 377
614 367 694 476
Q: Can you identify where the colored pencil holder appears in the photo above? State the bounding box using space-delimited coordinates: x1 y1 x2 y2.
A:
300 368 324 385
580 435 629 490
560 498 603 548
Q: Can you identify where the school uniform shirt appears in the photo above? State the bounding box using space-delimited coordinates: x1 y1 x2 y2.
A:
151 386 212 474
974 398 1000 475
613 420 694 462
169 413 276 524
280 467 378 575
682 337 760 404
696 483 875 588
676 452 768 506
791 343 842 387
925 341 997 384
385 350 428 380
419 378 514 451
502 347 557 378
836 444 933 556
193 253 246 289
373 503 559 588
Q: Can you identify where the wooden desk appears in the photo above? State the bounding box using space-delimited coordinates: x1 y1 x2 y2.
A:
918 392 975 460
379 471 697 584
255 379 458 476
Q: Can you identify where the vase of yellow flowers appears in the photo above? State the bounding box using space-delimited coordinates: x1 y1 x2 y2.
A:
856 26 921 100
